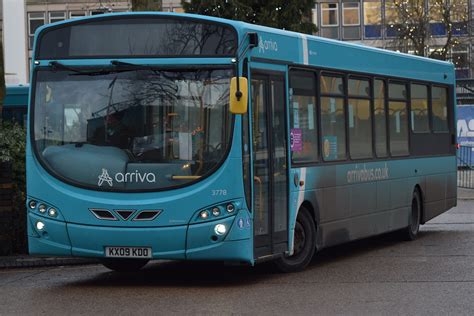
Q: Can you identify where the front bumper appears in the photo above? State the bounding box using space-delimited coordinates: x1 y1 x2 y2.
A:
28 210 253 263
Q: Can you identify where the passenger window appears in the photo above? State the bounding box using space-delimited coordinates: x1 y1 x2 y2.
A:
348 78 370 97
389 82 409 156
289 70 318 163
374 80 387 157
389 83 406 99
432 86 449 132
411 84 429 132
320 94 346 161
348 78 372 159
321 75 344 95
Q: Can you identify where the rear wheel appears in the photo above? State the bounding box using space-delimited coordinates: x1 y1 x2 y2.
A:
273 206 316 272
101 258 149 272
401 190 421 241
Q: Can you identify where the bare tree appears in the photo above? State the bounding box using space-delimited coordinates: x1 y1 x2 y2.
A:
388 0 469 60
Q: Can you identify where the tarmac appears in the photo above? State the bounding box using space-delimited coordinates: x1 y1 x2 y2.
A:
1 188 473 269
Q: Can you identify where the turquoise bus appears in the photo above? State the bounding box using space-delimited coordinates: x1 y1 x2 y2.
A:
27 12 457 272
2 85 29 126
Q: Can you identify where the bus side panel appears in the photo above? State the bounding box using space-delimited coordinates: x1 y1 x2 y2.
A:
292 156 456 251
423 174 457 223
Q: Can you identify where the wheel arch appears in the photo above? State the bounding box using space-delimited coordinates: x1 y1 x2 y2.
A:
299 200 321 249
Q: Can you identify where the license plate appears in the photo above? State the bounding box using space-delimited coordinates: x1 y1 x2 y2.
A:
105 246 152 258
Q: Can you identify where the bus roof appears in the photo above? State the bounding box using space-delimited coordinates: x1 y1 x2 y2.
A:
34 12 455 85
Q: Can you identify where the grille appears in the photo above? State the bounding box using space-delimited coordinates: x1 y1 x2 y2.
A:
133 210 162 221
115 210 135 220
89 209 117 221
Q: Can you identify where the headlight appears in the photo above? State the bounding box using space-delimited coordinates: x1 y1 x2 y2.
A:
48 208 57 217
36 221 45 231
199 210 210 220
38 204 47 214
214 224 227 236
28 200 37 209
226 203 235 213
212 207 220 217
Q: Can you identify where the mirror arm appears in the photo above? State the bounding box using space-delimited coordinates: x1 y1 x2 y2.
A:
234 32 258 102
234 57 242 101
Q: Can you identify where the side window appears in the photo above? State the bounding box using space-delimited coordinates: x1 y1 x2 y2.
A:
411 84 429 132
289 70 318 163
374 79 387 157
432 86 449 132
388 82 409 156
348 77 372 159
320 74 346 161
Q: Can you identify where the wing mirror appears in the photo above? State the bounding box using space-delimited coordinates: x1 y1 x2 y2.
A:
229 77 248 114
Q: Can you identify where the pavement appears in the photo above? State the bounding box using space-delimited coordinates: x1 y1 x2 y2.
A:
0 187 473 269
0 198 473 314
458 187 474 200
0 255 97 269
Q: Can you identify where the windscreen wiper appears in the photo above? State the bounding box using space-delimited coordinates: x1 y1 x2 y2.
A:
49 61 85 74
48 60 142 76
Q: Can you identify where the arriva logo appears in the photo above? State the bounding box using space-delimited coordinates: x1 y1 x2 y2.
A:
97 168 156 187
98 169 113 187
259 37 278 54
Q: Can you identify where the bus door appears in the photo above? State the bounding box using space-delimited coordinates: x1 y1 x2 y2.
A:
250 70 289 258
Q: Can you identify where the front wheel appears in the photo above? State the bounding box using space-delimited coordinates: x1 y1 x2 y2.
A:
101 258 149 272
273 206 316 272
401 190 421 241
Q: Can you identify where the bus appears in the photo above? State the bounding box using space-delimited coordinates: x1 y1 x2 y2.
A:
2 85 29 126
27 12 457 272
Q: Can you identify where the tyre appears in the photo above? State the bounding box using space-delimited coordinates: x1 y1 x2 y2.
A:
401 190 421 241
273 206 316 272
101 258 149 272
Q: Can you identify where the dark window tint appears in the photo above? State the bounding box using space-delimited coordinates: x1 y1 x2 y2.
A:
389 101 409 156
289 71 318 163
411 84 429 132
321 75 344 95
431 86 448 132
389 83 407 99
321 97 346 160
37 16 237 59
349 98 372 159
374 80 387 157
348 78 370 97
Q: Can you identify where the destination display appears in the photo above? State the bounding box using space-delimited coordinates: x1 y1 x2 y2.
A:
35 16 237 59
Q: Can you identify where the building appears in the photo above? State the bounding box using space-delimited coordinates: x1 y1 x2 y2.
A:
25 0 132 65
2 1 472 83
312 0 472 79
161 0 184 12
1 0 132 84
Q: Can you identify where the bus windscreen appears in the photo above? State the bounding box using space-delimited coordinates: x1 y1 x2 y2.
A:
32 68 233 191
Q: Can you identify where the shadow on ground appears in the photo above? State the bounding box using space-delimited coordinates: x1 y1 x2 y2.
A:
63 229 441 288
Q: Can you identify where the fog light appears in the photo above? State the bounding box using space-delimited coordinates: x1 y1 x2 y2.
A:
38 204 47 214
212 207 220 217
29 200 37 209
48 208 57 217
214 224 227 236
199 210 210 220
36 221 45 231
226 203 235 213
